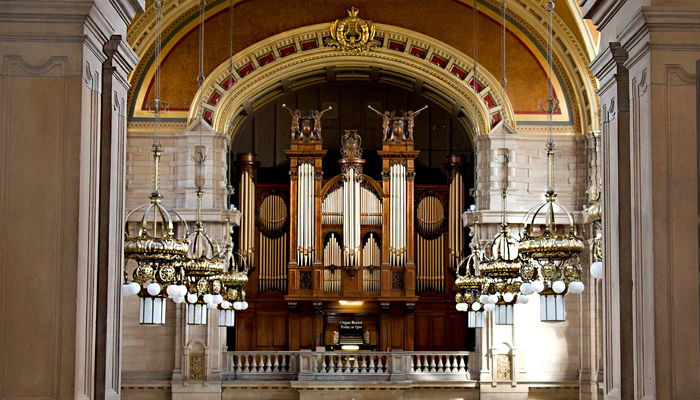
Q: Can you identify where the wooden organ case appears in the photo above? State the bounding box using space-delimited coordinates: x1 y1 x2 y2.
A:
232 109 471 352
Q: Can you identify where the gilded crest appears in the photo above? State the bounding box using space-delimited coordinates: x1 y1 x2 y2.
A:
325 7 380 53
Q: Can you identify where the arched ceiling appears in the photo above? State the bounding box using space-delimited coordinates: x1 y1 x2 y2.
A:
127 0 598 135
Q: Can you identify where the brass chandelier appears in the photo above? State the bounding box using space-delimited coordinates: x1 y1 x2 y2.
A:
518 0 585 322
123 0 249 326
479 189 529 325
473 0 528 326
122 0 190 325
455 208 485 328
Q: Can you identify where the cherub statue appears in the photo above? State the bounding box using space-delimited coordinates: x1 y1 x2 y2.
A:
367 105 393 141
311 106 333 141
402 105 428 141
282 104 302 139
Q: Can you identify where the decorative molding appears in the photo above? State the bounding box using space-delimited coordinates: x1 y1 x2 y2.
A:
3 55 67 77
132 22 516 137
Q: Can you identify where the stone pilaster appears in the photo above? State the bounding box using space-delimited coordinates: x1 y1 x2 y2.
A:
584 1 700 399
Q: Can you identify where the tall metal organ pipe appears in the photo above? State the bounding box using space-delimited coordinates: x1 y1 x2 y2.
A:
389 163 407 266
448 169 465 270
239 168 255 269
297 162 315 266
342 168 361 267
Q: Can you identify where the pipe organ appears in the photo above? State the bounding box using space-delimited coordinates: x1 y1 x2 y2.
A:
233 107 473 352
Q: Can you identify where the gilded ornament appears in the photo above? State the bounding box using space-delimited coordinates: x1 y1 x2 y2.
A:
158 265 176 282
135 265 155 283
541 262 556 280
325 7 380 53
196 278 208 293
520 263 536 280
564 264 580 281
211 279 222 294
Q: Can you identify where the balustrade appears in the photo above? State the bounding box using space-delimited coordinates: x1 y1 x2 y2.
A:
223 351 473 381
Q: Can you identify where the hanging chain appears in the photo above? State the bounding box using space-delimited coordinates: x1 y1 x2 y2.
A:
468 1 482 203
192 0 208 195
545 0 556 195
228 0 234 80
501 0 507 91
150 0 165 197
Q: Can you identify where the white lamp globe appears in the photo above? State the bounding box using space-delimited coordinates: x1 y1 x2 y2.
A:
166 285 180 298
517 295 529 304
503 292 515 303
221 301 231 309
520 282 534 295
455 303 464 312
203 293 214 304
129 282 142 296
146 282 162 296
488 295 499 304
568 281 585 294
591 261 603 280
552 280 566 294
172 296 185 304
532 280 545 293
186 293 198 304
178 285 188 297
472 302 482 311
241 301 249 310
233 301 242 310
479 295 490 304
207 302 218 309
213 294 224 305
484 303 495 312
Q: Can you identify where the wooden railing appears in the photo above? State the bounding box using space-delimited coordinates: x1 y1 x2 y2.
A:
223 351 473 381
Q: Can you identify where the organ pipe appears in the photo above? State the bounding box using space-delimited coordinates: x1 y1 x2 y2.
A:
362 233 380 292
258 192 288 292
297 162 315 266
446 156 465 271
415 194 447 293
390 163 407 266
323 233 342 292
238 154 258 271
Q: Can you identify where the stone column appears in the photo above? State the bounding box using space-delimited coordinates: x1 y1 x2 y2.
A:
0 1 142 399
583 1 700 399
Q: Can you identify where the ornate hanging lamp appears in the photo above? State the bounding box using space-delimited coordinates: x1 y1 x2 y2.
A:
216 225 250 327
475 0 528 326
180 0 228 325
480 190 529 325
518 0 585 322
455 209 485 328
122 0 189 325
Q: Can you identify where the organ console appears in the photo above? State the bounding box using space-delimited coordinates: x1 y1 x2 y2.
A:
232 107 470 352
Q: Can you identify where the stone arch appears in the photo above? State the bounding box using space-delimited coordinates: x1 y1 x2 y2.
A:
185 23 520 141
